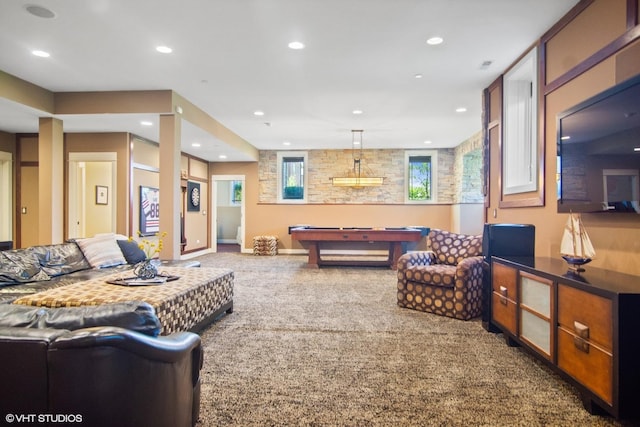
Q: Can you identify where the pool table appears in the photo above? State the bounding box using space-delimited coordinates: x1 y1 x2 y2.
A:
290 226 425 269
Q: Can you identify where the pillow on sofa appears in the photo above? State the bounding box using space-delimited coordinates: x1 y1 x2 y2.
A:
117 239 147 264
31 242 91 276
0 250 51 285
76 234 127 269
0 301 162 336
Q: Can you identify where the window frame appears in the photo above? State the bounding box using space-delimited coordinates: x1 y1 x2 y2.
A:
404 150 438 204
277 151 308 203
502 46 538 195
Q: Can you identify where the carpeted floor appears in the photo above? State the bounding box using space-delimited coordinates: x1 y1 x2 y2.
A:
193 253 630 427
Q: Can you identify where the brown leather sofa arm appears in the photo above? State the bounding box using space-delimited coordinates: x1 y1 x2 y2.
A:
0 301 161 336
0 326 67 341
47 326 202 427
50 326 201 363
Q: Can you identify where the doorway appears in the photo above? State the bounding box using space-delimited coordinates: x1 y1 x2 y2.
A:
0 151 12 243
211 175 245 253
68 152 117 239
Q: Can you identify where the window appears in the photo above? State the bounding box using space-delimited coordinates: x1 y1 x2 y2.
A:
503 47 538 195
230 180 242 205
277 151 308 203
405 151 437 203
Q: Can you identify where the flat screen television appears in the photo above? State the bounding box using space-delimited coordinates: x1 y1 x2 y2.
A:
557 74 640 213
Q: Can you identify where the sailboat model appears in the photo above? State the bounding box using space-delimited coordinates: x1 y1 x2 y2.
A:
560 213 596 272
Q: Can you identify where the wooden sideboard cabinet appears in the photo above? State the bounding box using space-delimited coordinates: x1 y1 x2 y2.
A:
490 257 640 420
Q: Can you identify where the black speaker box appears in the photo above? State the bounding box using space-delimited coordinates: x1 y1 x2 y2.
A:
481 223 535 332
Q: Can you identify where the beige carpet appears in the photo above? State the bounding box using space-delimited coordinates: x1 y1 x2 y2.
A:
194 253 630 426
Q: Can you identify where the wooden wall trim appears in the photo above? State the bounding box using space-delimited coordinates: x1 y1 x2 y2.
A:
626 0 638 28
543 0 640 95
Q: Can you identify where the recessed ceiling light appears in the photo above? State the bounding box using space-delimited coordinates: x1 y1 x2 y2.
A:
352 109 363 115
424 140 433 145
455 107 467 113
156 46 172 54
288 41 305 50
634 147 640 152
25 5 56 18
414 74 423 79
219 154 227 159
253 110 265 116
140 121 153 126
283 141 291 146
32 50 50 58
561 136 571 141
192 143 201 148
426 37 444 45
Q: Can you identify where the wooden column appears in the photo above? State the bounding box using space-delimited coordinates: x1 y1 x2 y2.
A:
38 117 64 244
159 113 182 260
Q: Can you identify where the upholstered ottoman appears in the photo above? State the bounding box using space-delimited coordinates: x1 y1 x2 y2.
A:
253 235 278 255
12 267 234 335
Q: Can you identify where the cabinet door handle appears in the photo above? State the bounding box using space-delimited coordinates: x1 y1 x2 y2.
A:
499 286 508 305
573 336 590 354
573 321 589 339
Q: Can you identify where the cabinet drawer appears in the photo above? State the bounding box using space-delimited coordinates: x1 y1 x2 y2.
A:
558 284 612 350
492 262 517 299
557 328 613 405
492 292 517 335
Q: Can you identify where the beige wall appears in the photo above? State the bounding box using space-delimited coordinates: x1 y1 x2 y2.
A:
0 131 14 152
18 136 39 248
486 0 640 275
212 159 455 252
65 133 130 236
84 162 114 236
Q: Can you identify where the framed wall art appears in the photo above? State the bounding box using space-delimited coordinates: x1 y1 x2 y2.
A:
95 185 108 205
139 186 160 236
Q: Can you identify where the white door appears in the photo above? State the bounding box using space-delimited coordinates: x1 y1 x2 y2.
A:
211 175 245 252
68 152 117 239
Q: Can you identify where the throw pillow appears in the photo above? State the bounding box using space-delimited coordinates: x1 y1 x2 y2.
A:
31 242 91 276
117 239 147 264
0 251 51 284
76 234 127 268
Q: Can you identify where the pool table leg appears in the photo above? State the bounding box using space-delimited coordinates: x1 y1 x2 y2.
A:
389 242 403 270
307 242 320 268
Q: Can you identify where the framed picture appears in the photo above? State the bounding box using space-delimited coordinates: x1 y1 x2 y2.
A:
95 185 108 205
140 186 160 236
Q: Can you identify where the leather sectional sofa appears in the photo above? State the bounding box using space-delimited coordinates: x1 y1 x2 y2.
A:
0 236 234 425
0 302 202 427
0 237 200 304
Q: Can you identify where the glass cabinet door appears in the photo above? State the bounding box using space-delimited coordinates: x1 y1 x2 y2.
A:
519 271 554 359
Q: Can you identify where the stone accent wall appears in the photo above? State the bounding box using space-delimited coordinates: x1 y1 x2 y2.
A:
258 141 481 204
258 151 278 203
453 131 484 204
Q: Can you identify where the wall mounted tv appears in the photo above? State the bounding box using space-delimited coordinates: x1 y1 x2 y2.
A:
557 74 640 214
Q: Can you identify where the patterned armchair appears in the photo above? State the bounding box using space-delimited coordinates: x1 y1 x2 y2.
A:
397 229 483 320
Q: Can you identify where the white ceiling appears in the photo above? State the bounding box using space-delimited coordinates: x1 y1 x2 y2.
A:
0 0 579 162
